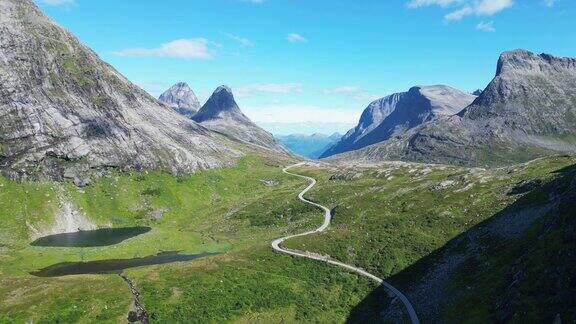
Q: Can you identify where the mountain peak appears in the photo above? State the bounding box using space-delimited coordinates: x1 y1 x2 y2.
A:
159 82 200 117
496 49 576 76
320 85 475 158
192 86 288 153
214 85 233 95
193 85 247 123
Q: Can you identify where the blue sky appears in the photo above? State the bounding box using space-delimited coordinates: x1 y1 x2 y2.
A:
37 0 575 135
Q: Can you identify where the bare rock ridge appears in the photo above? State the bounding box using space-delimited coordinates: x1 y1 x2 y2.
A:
328 50 576 167
192 86 288 153
0 0 240 182
321 85 476 158
158 82 200 118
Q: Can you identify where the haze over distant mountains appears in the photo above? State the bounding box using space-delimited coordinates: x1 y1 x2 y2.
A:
276 133 342 159
321 85 476 158
327 50 576 166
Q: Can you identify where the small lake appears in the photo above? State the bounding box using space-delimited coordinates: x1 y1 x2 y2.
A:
30 227 152 247
31 251 216 277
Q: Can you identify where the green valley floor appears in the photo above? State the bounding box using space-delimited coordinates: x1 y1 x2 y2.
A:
1 154 574 323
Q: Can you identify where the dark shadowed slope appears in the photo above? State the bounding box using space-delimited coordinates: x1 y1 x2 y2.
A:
380 162 576 322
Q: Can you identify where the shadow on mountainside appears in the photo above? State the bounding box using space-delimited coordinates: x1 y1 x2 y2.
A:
346 164 576 323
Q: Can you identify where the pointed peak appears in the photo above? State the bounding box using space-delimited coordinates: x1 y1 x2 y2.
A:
172 82 190 89
159 82 200 116
194 85 248 123
213 85 234 96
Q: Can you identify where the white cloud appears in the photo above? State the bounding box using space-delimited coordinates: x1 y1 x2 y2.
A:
323 86 363 95
287 33 307 43
543 0 555 7
243 104 360 124
352 93 382 102
235 83 303 97
323 86 380 102
113 38 213 60
38 0 74 6
408 0 513 21
224 33 254 47
408 0 463 8
476 21 496 31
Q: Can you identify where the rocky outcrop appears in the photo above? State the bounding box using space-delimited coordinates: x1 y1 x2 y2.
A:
158 82 200 118
0 0 240 182
193 86 289 153
26 193 98 240
327 50 576 167
320 85 475 158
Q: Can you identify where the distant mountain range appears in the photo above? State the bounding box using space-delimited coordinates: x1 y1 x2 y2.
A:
325 50 576 167
320 85 476 158
276 133 342 159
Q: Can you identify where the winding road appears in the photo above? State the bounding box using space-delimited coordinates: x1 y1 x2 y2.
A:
272 163 420 324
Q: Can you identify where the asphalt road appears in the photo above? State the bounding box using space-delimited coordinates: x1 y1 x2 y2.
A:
271 162 420 324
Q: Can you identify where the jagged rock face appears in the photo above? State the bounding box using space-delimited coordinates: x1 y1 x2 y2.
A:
193 86 288 153
158 82 200 118
0 0 240 182
321 85 475 158
462 49 576 135
327 50 576 167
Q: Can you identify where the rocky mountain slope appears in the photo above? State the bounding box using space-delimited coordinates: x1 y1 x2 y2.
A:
193 86 288 153
158 82 201 118
320 85 475 158
276 133 341 159
328 50 576 167
0 0 241 183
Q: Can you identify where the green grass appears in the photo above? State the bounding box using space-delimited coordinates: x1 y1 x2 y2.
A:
0 155 382 323
281 155 575 322
283 156 575 280
2 154 574 323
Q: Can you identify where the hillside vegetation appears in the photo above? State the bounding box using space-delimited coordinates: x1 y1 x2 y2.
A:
284 155 576 322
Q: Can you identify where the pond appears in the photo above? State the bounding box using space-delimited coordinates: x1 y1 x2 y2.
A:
30 227 152 247
31 251 216 277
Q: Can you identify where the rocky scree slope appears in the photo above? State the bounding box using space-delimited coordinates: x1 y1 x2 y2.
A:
158 82 201 118
0 0 240 183
193 86 288 153
321 85 475 158
328 50 576 166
